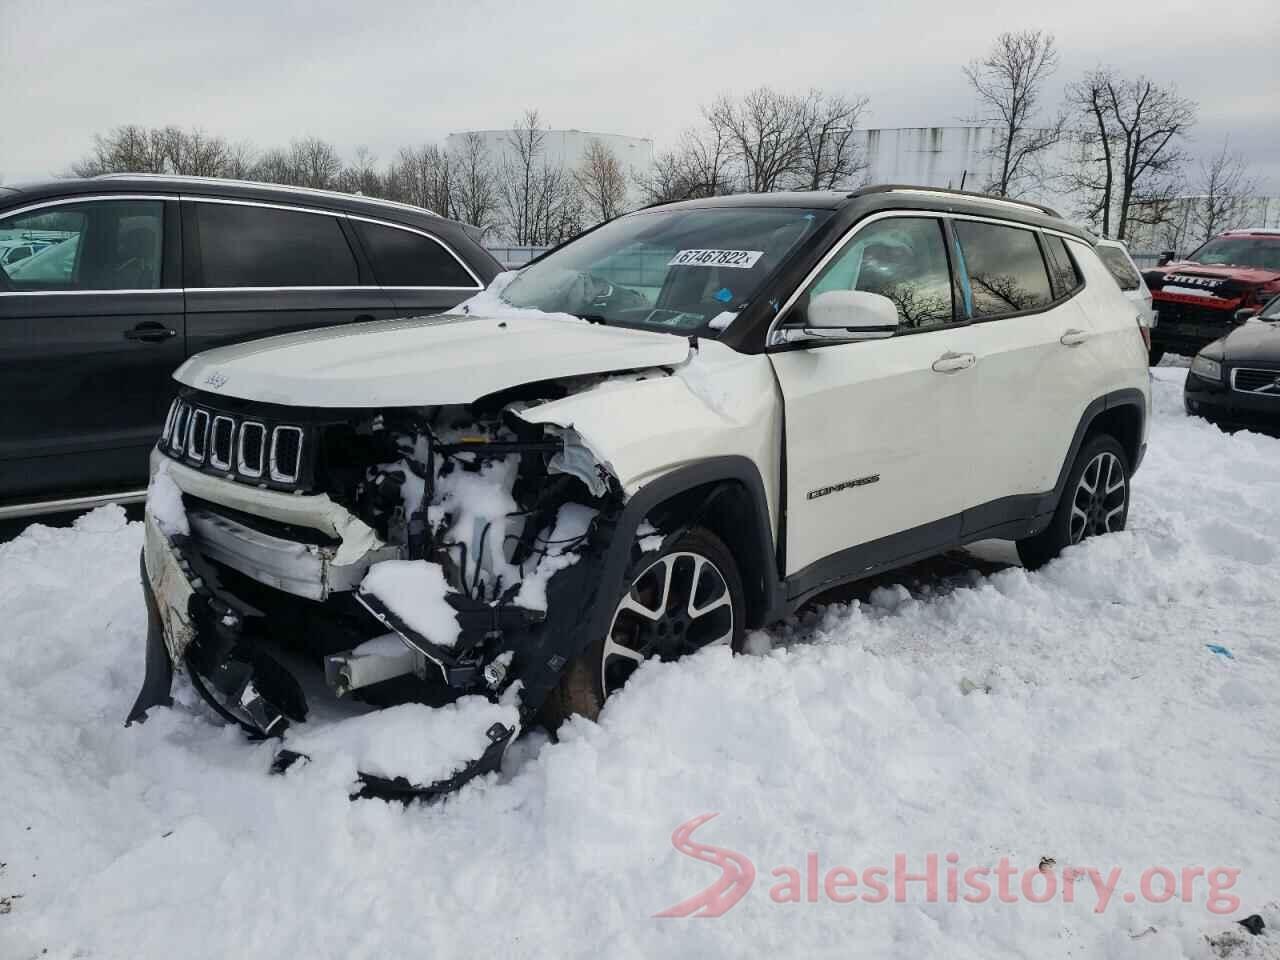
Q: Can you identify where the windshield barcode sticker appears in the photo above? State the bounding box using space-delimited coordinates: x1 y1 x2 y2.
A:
669 249 764 269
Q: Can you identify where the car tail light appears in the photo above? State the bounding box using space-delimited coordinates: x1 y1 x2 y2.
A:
1137 315 1151 351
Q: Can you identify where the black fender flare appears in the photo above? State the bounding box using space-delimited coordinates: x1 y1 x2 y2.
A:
1040 387 1147 516
587 455 785 642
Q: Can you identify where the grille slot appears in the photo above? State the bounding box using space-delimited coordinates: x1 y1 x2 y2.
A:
269 426 304 483
1232 368 1280 396
238 422 266 478
171 403 190 455
187 409 210 463
209 416 236 471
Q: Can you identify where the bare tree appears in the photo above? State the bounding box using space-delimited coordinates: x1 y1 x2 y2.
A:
963 30 1064 197
286 137 344 189
707 87 810 192
71 125 171 176
494 110 581 244
794 89 870 190
1188 140 1258 243
1064 69 1196 239
575 138 628 222
450 132 498 236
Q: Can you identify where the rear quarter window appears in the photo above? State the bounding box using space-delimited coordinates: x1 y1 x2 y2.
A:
352 220 477 288
1096 245 1141 291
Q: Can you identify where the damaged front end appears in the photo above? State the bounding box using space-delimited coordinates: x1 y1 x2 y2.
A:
129 377 646 798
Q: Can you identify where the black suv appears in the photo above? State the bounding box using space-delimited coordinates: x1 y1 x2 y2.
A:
0 175 501 520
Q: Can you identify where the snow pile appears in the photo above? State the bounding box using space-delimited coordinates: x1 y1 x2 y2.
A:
145 459 187 537
360 559 461 648
1 368 1278 959
283 698 518 786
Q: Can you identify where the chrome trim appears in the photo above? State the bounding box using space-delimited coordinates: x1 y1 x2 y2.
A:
186 195 344 219
0 489 147 521
185 285 374 293
1230 367 1280 396
237 422 266 478
170 403 189 455
161 399 179 446
208 416 236 471
346 213 484 288
269 425 304 483
187 409 210 464
0 288 174 297
0 194 174 222
93 173 441 218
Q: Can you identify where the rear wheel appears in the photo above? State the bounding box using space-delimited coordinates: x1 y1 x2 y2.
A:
1016 434 1130 570
544 527 745 725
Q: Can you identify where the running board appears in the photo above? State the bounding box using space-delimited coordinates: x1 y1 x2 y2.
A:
0 488 148 521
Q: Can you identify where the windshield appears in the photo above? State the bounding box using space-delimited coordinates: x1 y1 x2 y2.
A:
1259 295 1280 320
499 206 832 332
1185 236 1280 272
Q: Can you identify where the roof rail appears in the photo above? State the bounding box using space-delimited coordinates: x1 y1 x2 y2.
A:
853 184 1062 218
1224 227 1280 236
92 173 441 218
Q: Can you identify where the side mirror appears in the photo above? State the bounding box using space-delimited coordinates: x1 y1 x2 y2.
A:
801 290 899 341
1235 308 1259 324
1157 251 1174 267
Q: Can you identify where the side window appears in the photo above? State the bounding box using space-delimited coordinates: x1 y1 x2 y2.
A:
953 220 1054 318
352 220 477 288
810 217 955 329
0 200 163 291
1044 236 1084 298
1094 245 1141 292
194 202 358 287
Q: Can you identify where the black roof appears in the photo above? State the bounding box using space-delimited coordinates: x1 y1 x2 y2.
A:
3 174 457 232
644 184 1092 243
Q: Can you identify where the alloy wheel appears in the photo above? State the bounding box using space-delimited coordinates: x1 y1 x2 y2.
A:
602 551 735 695
1069 451 1126 544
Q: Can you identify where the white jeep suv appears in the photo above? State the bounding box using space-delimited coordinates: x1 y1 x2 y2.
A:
130 186 1150 797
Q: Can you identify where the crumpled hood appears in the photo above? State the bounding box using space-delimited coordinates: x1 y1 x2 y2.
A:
1222 321 1280 364
174 311 692 407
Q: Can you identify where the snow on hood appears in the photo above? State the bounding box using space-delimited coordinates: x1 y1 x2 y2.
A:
173 273 692 408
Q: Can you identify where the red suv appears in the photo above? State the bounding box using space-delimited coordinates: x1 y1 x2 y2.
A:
1144 229 1280 364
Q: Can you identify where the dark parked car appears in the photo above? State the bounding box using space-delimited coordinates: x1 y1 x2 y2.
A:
1185 295 1280 434
0 175 501 520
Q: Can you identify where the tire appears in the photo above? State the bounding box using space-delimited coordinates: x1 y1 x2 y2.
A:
1148 346 1166 367
542 526 746 726
1016 433 1130 571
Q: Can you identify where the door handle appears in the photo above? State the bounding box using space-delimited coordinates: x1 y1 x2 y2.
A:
931 351 976 373
1060 329 1090 347
123 322 177 343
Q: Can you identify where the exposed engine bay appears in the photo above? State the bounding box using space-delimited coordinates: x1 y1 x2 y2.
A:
135 369 676 795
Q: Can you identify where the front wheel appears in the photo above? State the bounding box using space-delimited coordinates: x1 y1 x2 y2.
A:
1016 434 1130 570
543 527 745 725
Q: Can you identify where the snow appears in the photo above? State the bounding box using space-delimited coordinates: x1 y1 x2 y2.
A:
513 502 598 610
145 459 188 537
2 368 1279 959
283 698 518 785
360 560 461 648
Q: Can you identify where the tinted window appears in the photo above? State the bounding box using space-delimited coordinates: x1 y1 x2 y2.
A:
954 221 1053 318
195 202 357 287
0 200 163 291
1095 244 1141 291
810 217 954 329
1044 236 1084 297
353 220 476 288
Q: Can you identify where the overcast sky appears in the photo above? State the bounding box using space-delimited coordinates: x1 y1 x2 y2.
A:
2 0 1277 192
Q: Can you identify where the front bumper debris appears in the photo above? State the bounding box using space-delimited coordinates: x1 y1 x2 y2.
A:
128 513 525 800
